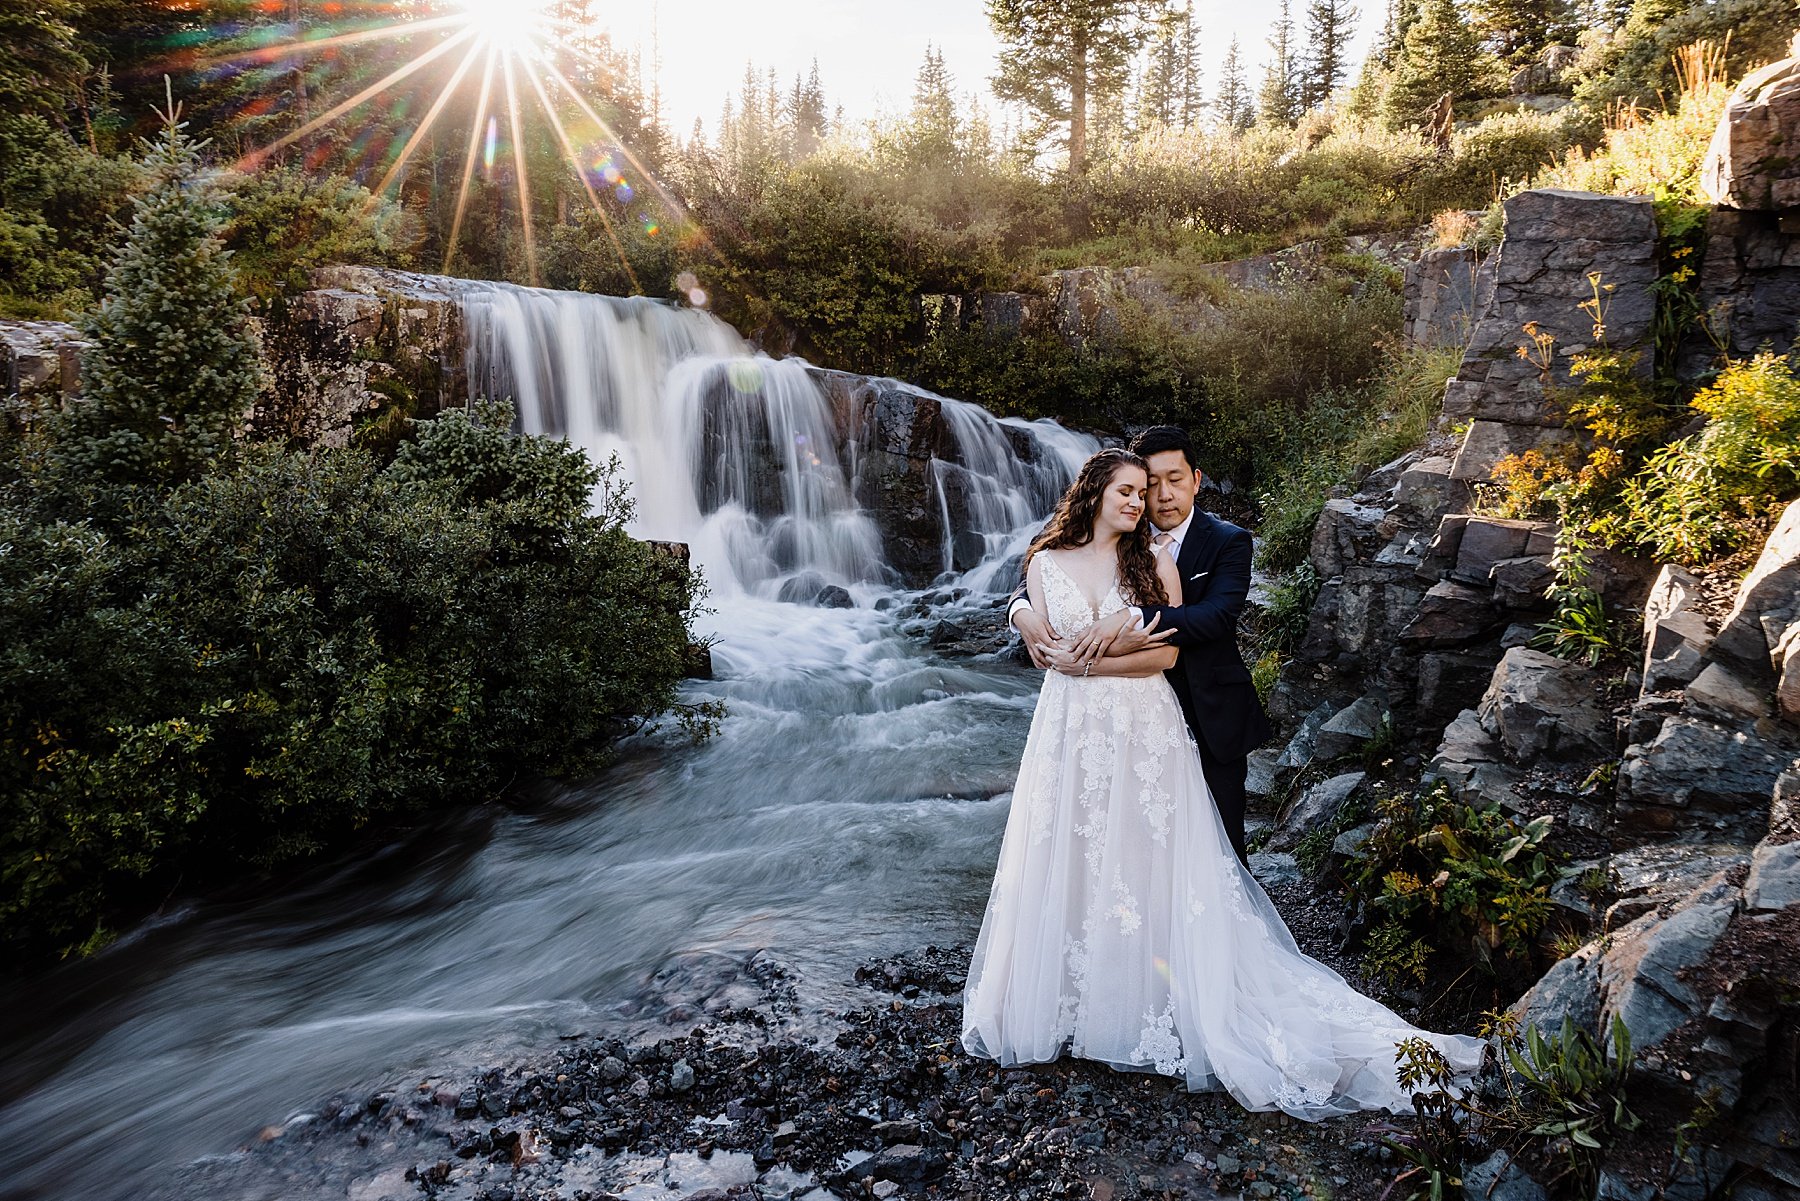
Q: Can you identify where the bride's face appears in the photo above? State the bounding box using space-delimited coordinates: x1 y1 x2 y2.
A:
1097 464 1148 537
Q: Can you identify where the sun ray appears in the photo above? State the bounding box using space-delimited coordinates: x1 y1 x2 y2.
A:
501 51 539 287
236 25 478 170
189 15 465 72
370 35 487 203
539 62 702 236
444 45 498 275
521 62 640 294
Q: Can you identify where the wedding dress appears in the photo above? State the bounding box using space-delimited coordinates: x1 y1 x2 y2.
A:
960 552 1485 1120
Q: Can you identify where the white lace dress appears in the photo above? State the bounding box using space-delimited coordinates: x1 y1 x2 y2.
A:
960 552 1485 1120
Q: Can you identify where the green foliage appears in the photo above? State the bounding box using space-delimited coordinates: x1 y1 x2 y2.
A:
1252 342 1460 573
1382 0 1499 128
0 405 707 960
986 0 1151 173
1385 1011 1639 1200
0 0 86 117
1349 782 1561 985
53 110 262 490
1570 0 1793 117
1255 562 1322 658
1612 352 1800 563
0 113 142 316
1531 532 1621 665
216 166 414 299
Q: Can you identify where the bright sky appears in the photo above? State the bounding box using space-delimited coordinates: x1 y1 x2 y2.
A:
599 0 1383 139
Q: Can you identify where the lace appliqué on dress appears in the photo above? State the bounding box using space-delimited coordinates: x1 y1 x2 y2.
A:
1133 1002 1189 1076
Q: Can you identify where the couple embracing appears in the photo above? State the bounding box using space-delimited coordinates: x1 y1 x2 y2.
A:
959 427 1483 1120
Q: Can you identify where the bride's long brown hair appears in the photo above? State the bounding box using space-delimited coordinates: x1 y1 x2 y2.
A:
1023 448 1167 607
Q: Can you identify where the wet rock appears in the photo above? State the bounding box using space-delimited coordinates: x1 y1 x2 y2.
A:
670 1060 696 1092
1462 1150 1548 1201
1478 646 1612 761
1686 662 1772 722
1451 518 1550 587
1601 900 1737 1052
1701 37 1800 210
865 1143 948 1183
598 1056 627 1082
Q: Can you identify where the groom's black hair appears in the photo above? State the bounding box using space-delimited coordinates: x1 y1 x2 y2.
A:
1129 426 1197 471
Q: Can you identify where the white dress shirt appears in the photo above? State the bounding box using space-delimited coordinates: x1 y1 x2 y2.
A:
1008 508 1196 627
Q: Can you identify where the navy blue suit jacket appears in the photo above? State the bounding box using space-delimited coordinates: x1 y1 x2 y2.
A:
1137 512 1274 762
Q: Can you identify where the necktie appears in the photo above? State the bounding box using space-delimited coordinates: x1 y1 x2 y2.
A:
1153 532 1174 555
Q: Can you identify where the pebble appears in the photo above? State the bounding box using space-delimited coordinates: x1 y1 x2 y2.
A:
670 1060 696 1092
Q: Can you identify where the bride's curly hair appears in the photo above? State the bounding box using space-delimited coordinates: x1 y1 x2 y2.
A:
1023 448 1166 607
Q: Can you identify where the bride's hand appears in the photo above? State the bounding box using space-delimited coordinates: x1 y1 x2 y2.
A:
1041 646 1086 677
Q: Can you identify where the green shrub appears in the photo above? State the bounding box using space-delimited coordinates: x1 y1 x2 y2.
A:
0 113 141 316
0 412 706 960
217 165 415 299
1612 352 1800 563
1348 782 1561 986
1532 533 1623 666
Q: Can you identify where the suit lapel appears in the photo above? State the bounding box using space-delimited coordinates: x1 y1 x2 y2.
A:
1179 512 1217 586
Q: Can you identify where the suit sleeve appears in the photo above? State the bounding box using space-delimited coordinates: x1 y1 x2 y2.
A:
1139 528 1253 649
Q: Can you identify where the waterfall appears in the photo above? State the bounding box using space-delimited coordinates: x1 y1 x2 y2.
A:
458 282 1094 600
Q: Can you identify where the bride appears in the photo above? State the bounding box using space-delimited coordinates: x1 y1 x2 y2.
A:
960 448 1485 1120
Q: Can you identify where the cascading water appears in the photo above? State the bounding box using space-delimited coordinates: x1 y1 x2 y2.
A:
0 283 1097 1201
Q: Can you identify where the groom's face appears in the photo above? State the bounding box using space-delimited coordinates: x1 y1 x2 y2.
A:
1143 450 1198 533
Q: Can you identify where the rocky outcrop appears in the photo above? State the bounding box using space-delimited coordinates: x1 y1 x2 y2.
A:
1702 35 1800 211
0 320 84 402
254 266 466 448
1404 246 1488 350
1443 189 1659 481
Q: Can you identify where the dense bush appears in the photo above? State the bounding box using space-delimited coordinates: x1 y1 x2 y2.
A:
0 412 704 959
1347 783 1563 989
0 114 141 317
1612 352 1800 563
217 166 416 299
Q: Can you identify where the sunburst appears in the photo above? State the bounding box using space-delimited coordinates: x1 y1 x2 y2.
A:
207 0 696 291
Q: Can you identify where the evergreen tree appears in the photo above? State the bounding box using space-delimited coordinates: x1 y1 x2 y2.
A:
57 98 261 489
788 59 829 158
0 0 88 119
1299 0 1360 109
1471 0 1577 61
1177 1 1204 126
1258 0 1300 125
1214 36 1254 129
1382 0 1486 126
1138 8 1183 127
987 0 1163 173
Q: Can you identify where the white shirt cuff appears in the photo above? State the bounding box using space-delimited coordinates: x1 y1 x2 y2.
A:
1007 597 1033 624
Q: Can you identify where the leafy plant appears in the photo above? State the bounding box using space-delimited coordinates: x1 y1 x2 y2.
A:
1612 352 1800 563
1532 531 1621 667
1348 782 1561 982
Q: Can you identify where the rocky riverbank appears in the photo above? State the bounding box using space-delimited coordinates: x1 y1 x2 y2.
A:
169 943 1435 1201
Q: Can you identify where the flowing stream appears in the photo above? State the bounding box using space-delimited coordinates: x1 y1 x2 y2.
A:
0 285 1094 1200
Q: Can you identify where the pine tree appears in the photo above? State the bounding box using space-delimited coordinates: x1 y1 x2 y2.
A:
1299 0 1360 109
1470 0 1576 61
0 0 88 118
1214 36 1254 129
987 0 1162 174
1382 0 1486 126
1257 0 1299 125
912 44 958 145
58 96 261 488
1138 8 1183 127
1177 2 1204 126
793 59 829 157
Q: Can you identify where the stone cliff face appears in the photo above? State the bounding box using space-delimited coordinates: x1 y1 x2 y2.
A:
1249 58 1800 1194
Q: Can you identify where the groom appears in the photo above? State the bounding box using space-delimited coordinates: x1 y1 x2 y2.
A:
1009 426 1273 865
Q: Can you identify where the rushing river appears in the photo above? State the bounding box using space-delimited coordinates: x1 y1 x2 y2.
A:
0 286 1095 1201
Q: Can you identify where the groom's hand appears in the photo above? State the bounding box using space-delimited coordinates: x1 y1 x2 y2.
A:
1068 608 1172 664
1011 606 1061 669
